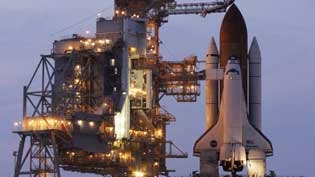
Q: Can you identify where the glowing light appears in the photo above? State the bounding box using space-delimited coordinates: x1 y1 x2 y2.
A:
110 58 115 66
84 41 90 46
114 99 130 139
77 120 83 126
105 39 111 44
28 120 34 126
85 30 90 35
98 39 105 44
14 122 19 127
74 78 80 85
67 46 74 50
22 117 71 131
155 129 163 138
96 48 102 52
129 47 137 54
115 10 120 14
74 65 81 76
133 171 144 177
89 121 95 127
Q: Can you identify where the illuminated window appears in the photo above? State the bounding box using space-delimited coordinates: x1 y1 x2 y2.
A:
111 58 115 66
129 47 137 54
115 68 118 75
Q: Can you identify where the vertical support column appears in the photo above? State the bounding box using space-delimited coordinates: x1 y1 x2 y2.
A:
29 136 33 177
51 132 61 177
14 136 26 177
23 86 27 118
14 132 62 177
41 57 45 115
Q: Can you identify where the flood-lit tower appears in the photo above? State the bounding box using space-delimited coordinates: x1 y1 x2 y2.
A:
13 1 234 177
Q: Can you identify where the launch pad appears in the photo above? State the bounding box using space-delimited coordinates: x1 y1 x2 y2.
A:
12 1 273 177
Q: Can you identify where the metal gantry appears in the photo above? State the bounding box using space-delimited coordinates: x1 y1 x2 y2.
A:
23 56 55 117
13 130 71 177
13 0 235 177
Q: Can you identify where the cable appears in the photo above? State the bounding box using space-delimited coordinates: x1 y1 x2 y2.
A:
50 5 113 36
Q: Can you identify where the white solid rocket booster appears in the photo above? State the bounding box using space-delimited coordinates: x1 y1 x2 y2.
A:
205 37 219 130
249 37 262 130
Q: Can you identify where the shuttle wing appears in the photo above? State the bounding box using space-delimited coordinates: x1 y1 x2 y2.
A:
194 113 224 155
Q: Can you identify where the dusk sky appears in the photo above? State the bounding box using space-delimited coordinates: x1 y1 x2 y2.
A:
1 0 314 176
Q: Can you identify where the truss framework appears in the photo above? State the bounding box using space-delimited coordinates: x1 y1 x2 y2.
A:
23 56 55 118
13 130 70 177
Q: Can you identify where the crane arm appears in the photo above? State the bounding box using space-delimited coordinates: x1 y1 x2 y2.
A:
162 0 235 17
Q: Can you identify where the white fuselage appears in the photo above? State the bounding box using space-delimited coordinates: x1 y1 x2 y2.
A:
221 62 243 145
219 59 246 164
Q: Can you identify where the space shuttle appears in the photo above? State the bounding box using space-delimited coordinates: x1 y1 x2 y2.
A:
194 4 273 177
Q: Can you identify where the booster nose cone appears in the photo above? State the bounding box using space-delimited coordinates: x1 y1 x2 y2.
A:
248 37 261 63
206 37 219 60
220 4 248 101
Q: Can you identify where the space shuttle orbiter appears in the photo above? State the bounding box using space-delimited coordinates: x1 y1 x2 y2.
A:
194 4 273 177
